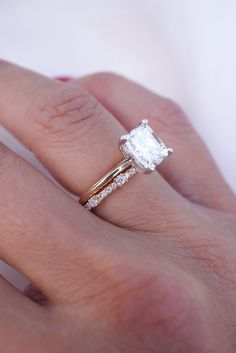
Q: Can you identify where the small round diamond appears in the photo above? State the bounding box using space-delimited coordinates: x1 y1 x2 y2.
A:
124 171 130 179
126 167 136 177
130 167 137 175
99 189 109 199
105 186 113 194
110 182 117 190
115 174 127 187
85 202 92 210
89 195 99 207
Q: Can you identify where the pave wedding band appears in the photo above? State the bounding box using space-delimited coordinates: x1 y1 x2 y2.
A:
80 119 173 210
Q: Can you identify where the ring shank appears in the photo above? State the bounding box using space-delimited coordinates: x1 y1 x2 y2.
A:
80 158 132 205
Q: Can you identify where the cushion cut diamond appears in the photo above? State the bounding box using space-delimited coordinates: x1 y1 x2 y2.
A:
120 121 171 173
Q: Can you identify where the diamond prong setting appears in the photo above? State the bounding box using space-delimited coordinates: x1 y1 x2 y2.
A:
120 135 129 142
83 120 173 211
120 120 173 174
140 118 149 126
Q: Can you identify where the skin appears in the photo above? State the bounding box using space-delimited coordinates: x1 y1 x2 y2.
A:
0 61 235 353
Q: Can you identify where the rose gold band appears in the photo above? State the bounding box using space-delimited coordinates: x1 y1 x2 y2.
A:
79 158 132 206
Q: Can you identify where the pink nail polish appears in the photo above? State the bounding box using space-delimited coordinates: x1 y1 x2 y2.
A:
55 76 73 82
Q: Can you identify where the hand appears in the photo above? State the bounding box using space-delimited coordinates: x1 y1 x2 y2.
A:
0 61 235 353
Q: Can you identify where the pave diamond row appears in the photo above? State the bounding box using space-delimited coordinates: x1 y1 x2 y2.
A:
84 167 137 210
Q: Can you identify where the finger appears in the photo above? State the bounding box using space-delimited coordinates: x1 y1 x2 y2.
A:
0 141 103 301
1 141 163 309
0 144 176 312
77 73 236 211
0 61 184 231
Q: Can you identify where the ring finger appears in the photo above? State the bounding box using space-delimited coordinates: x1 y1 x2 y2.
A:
77 73 236 212
0 61 184 230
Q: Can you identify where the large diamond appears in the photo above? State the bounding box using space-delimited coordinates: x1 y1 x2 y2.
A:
120 121 171 173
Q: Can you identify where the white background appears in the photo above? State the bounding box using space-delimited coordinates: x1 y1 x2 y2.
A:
0 0 235 287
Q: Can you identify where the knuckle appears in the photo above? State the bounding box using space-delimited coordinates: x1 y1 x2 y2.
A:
84 72 192 137
149 97 192 135
82 72 123 101
34 85 104 143
107 266 208 351
180 235 236 287
89 72 121 84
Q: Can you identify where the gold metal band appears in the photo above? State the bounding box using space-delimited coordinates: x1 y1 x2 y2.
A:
80 158 132 205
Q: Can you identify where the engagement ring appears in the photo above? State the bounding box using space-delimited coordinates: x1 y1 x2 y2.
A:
80 119 173 210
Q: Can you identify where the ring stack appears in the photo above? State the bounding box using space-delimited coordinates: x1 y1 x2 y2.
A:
80 119 173 210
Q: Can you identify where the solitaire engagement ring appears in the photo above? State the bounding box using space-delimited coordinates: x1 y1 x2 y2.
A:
80 119 173 210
